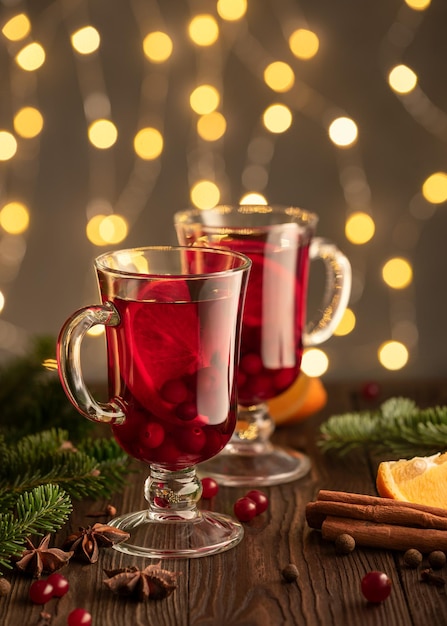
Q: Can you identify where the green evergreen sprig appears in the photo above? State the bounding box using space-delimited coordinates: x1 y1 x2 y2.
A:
319 397 447 457
0 484 72 571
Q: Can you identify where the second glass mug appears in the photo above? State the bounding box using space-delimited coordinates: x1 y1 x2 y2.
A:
57 246 251 558
175 205 352 486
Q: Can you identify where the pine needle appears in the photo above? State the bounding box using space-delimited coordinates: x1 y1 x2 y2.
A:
319 397 447 457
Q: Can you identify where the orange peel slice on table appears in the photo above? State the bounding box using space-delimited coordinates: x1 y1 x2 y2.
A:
376 452 447 509
267 373 327 426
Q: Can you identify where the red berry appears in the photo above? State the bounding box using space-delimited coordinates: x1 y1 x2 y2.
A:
362 381 380 401
47 572 69 597
245 489 269 514
234 496 257 522
29 579 54 604
160 378 188 404
181 426 206 453
140 421 165 448
67 608 92 626
201 477 219 499
361 571 392 603
240 353 263 375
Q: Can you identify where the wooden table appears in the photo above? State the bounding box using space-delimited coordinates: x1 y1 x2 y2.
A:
2 379 447 626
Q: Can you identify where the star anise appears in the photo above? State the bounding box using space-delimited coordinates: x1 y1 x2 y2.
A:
103 562 179 601
62 523 130 563
15 534 73 578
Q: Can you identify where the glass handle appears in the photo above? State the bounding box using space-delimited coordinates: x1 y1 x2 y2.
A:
57 301 126 424
303 237 352 347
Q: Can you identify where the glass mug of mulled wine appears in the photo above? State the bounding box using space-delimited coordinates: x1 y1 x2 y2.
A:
57 246 251 559
175 205 351 486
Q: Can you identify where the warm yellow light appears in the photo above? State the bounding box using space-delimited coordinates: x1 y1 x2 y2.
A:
334 308 356 336
422 172 447 204
134 127 163 159
328 117 358 147
388 65 418 94
87 325 105 337
0 202 30 235
378 340 409 371
0 291 4 313
289 29 319 60
301 348 329 377
188 15 219 46
0 132 18 161
143 31 173 62
240 193 268 205
190 180 220 209
15 42 45 71
86 215 106 245
217 0 247 20
382 257 413 289
13 107 44 138
404 0 431 9
42 358 58 371
197 112 227 141
190 85 220 115
99 215 128 244
88 119 118 149
71 26 100 54
263 61 295 93
345 212 375 244
262 104 292 134
2 13 31 41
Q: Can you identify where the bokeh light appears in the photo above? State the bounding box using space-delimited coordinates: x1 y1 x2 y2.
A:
133 127 164 159
388 65 418 94
143 31 173 62
404 0 431 10
13 107 44 139
345 212 375 244
190 85 220 115
382 257 413 289
188 15 219 46
240 193 268 204
328 117 358 147
15 42 45 71
262 104 292 133
2 13 31 41
197 112 227 141
378 340 409 370
86 214 128 246
0 202 30 235
0 132 18 161
0 291 4 314
288 29 319 60
263 62 295 93
334 308 356 336
71 26 100 54
88 119 118 149
190 180 220 209
217 0 247 20
422 172 447 204
301 348 329 377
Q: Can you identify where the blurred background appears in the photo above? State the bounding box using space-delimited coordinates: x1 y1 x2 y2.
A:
0 0 446 383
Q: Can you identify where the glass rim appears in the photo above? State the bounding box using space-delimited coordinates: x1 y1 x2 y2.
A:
94 244 252 278
174 204 319 228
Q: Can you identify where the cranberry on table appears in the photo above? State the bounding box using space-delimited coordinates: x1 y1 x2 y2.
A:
234 496 257 522
245 489 269 514
67 608 92 626
201 477 219 499
29 579 54 604
361 571 392 603
47 572 69 597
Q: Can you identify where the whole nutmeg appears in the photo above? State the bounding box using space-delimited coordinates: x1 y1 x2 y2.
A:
428 550 446 570
334 533 355 555
0 577 11 597
403 548 423 569
281 564 299 583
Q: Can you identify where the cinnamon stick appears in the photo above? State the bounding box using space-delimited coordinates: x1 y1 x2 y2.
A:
306 499 447 531
322 516 447 553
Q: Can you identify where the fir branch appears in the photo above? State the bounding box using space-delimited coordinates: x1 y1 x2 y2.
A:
0 484 72 571
319 397 447 457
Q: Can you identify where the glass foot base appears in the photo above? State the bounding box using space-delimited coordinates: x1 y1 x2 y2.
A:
108 509 244 559
197 445 311 487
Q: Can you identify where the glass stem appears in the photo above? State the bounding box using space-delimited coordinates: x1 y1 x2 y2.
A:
144 465 202 521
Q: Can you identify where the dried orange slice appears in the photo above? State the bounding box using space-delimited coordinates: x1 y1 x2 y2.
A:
376 452 447 508
267 373 327 426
